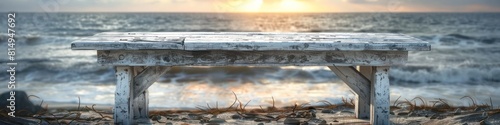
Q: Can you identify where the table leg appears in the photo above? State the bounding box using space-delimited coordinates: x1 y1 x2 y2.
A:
370 66 390 125
114 66 134 124
113 66 171 124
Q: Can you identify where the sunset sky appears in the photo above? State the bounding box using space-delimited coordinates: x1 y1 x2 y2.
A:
1 0 500 12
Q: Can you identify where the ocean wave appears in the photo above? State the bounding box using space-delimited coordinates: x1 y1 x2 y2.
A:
446 34 500 44
391 66 500 85
448 34 474 40
411 34 500 49
0 34 78 45
0 60 114 84
0 34 41 44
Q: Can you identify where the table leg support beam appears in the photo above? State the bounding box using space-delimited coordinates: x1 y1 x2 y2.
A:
133 66 171 98
328 66 370 119
132 67 149 123
370 66 391 125
357 66 372 119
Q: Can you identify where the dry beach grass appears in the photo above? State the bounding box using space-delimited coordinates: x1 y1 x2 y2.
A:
1 92 500 125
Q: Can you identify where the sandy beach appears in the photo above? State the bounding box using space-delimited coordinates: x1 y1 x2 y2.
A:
2 94 500 125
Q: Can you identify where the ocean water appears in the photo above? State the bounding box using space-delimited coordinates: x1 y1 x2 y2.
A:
1 13 500 109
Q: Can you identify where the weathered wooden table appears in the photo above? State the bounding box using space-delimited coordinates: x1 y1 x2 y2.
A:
71 32 430 125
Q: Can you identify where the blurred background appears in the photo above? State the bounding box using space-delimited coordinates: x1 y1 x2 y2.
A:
0 0 500 109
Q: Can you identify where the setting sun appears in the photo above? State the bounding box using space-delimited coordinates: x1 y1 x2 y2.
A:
214 0 315 13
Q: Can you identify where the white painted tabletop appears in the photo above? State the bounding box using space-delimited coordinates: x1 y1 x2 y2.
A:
71 32 430 51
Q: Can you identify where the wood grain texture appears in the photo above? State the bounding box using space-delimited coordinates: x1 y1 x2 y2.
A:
359 66 373 81
114 66 134 125
132 89 148 121
133 66 171 98
370 66 390 125
132 66 149 122
183 34 428 51
328 66 371 119
97 50 408 66
327 66 370 100
71 36 184 50
72 32 431 51
357 66 372 119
